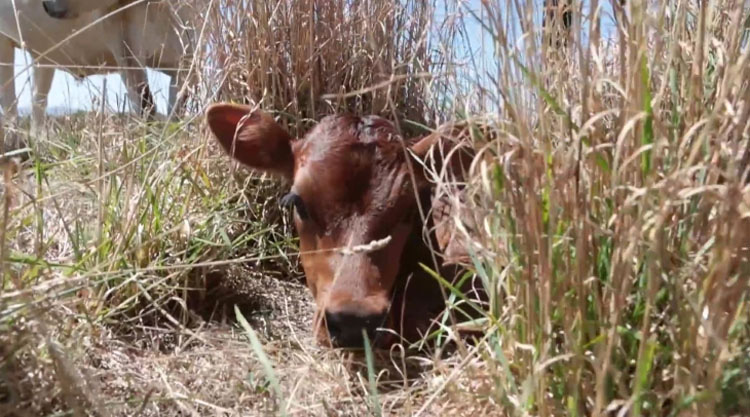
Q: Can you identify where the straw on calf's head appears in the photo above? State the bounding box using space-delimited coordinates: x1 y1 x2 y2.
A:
206 104 475 348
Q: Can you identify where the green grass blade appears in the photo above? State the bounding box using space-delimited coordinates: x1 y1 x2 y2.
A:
235 306 287 417
362 331 382 417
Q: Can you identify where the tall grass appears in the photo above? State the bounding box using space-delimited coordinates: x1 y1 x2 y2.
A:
204 0 458 135
433 1 750 415
1 0 749 415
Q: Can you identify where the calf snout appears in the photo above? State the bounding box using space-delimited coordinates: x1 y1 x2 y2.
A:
324 310 387 348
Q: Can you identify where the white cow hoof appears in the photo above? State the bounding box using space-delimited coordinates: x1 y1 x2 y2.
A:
30 124 50 143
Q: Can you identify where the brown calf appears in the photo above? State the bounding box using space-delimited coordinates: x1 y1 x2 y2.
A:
206 104 478 348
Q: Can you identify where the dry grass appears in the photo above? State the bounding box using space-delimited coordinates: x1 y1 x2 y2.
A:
204 0 458 137
2 0 750 416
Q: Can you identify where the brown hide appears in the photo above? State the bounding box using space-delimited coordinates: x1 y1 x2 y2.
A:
206 104 481 348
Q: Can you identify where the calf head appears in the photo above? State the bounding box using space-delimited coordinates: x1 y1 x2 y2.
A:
207 104 469 348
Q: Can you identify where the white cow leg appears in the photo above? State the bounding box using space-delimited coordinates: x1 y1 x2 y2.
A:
31 65 54 140
0 36 18 152
165 68 188 120
120 65 156 120
166 69 179 118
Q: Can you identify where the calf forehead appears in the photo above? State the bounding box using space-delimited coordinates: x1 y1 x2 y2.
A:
292 114 404 192
300 114 399 158
291 114 414 226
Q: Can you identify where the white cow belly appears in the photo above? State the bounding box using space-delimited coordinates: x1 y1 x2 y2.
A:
0 0 119 76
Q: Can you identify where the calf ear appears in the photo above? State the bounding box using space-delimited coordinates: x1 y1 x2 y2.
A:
206 103 294 179
408 131 442 189
408 125 475 266
408 126 473 188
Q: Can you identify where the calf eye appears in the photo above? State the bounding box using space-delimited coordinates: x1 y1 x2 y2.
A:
280 192 309 220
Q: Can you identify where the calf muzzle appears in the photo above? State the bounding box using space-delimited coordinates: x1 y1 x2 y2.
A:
324 310 388 348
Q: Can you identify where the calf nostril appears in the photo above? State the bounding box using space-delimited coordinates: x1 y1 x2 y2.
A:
324 310 386 348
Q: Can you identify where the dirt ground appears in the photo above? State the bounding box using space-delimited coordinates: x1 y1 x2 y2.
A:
2 259 471 416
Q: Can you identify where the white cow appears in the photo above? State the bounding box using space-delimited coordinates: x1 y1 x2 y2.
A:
0 0 195 148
